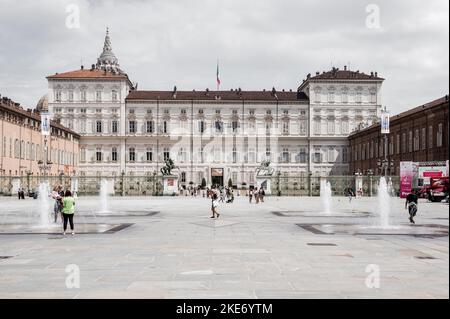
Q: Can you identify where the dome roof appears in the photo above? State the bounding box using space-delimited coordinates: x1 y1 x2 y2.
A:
36 94 48 111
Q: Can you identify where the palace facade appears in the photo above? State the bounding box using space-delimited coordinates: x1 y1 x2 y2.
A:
46 29 384 188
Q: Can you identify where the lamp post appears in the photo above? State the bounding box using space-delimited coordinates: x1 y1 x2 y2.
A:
380 106 390 177
25 170 32 194
367 169 374 197
276 171 281 196
120 170 125 196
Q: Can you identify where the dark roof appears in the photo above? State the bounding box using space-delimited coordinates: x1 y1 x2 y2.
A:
298 67 384 91
47 68 128 80
309 69 384 81
0 96 80 137
127 90 309 102
349 95 449 136
390 95 448 121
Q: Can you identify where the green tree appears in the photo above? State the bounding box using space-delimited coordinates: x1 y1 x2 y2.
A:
201 178 207 189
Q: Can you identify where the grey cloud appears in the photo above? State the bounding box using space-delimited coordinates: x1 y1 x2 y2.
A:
0 0 448 114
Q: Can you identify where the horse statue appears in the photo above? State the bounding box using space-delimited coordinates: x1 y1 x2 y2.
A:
160 158 178 176
256 160 274 176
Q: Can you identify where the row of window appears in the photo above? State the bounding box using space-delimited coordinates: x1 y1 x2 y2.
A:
80 146 348 164
1 137 76 166
54 90 119 103
314 91 377 104
78 119 311 135
352 124 444 161
314 119 351 135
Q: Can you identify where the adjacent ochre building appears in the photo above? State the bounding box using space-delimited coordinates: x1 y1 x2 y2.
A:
0 95 80 177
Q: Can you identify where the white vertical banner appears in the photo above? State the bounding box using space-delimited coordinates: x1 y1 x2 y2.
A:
380 111 390 134
41 113 51 136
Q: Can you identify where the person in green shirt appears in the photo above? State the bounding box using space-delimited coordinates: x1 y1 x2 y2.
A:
62 190 76 235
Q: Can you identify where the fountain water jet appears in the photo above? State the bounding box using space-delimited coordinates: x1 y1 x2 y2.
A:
320 179 332 214
38 182 51 226
99 179 111 213
377 177 392 228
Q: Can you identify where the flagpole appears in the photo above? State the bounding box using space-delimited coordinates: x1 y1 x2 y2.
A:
216 59 220 92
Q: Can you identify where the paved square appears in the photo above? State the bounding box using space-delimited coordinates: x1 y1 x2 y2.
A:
0 195 448 299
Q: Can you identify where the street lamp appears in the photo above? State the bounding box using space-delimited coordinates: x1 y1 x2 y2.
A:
367 169 374 197
380 106 390 177
276 171 281 196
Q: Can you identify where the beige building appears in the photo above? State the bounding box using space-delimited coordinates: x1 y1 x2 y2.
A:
0 95 80 177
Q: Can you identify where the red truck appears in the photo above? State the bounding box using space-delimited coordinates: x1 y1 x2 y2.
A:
420 177 449 202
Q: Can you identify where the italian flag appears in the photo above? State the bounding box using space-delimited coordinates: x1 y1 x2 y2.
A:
216 61 221 89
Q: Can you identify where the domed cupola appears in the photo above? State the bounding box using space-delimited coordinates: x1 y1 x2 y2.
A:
96 28 123 73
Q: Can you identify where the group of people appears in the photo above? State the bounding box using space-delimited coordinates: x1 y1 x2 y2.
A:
51 186 76 235
248 187 265 204
180 185 203 197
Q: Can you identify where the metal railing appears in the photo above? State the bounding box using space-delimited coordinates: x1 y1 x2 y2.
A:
0 174 400 197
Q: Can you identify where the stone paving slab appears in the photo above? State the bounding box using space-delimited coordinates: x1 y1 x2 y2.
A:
0 196 448 299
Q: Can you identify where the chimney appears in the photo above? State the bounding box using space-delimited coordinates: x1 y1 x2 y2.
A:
307 73 311 79
81 65 84 70
375 72 378 77
316 71 320 75
344 65 347 71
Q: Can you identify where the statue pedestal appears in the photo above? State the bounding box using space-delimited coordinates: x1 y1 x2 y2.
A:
256 176 272 195
162 175 179 196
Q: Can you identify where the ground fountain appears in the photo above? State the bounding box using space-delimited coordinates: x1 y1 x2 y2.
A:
99 179 111 213
377 176 392 228
38 182 51 226
320 179 332 214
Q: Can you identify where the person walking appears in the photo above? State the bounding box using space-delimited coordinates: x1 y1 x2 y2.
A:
62 190 76 235
249 189 253 203
259 188 265 203
255 187 260 204
405 190 419 224
51 188 63 223
210 193 220 219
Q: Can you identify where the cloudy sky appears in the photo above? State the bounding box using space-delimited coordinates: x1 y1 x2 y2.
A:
0 0 448 114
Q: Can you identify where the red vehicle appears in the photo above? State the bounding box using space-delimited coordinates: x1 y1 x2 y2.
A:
420 177 449 202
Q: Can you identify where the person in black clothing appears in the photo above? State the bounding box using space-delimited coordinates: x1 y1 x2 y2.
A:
405 191 419 224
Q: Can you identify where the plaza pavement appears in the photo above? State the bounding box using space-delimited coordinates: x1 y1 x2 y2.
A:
0 195 448 299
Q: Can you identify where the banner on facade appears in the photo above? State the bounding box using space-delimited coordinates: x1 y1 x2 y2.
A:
400 161 419 198
380 111 390 134
40 113 51 136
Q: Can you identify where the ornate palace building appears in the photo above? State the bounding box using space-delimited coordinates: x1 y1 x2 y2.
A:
46 29 384 188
